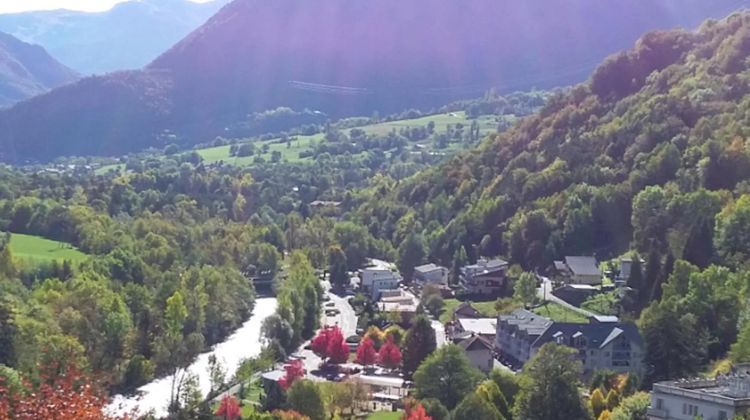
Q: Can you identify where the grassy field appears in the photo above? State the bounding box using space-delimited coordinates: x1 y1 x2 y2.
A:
95 111 499 173
367 411 402 420
531 302 588 323
8 233 87 264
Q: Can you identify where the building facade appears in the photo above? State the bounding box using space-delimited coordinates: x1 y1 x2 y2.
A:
649 374 750 420
414 263 448 284
361 267 401 299
460 258 510 295
495 309 644 377
553 256 602 285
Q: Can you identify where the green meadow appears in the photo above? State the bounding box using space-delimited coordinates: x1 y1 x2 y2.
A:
8 233 87 264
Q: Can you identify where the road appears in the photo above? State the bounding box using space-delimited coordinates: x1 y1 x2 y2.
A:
432 319 447 348
296 284 358 376
537 277 597 318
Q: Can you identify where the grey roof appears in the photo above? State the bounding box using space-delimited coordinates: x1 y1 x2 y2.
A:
564 256 601 277
533 322 642 350
554 261 568 271
415 263 446 274
458 334 493 352
498 309 554 337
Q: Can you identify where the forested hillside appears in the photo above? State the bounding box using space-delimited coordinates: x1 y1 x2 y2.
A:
0 0 742 162
355 12 750 274
0 31 77 107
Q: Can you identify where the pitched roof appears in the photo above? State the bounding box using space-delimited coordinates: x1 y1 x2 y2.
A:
564 256 601 277
454 302 481 318
415 263 445 274
459 334 494 352
533 322 642 350
498 309 554 337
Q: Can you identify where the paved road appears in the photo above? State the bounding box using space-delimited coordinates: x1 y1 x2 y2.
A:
432 319 447 348
296 285 358 376
537 277 597 318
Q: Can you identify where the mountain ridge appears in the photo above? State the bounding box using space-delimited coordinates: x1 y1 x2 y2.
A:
0 31 77 108
0 0 746 162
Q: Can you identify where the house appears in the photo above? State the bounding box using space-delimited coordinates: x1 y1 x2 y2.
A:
414 263 448 284
361 267 401 300
617 257 645 287
648 368 750 419
495 309 644 377
378 290 418 325
453 317 497 342
552 284 599 307
553 256 602 285
453 302 482 320
460 258 510 295
457 334 495 373
495 309 554 366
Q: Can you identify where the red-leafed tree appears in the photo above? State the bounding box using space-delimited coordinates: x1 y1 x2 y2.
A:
311 326 333 357
0 363 120 420
215 395 241 419
311 326 349 364
279 359 306 390
378 336 402 369
356 337 378 366
404 403 432 420
327 327 350 364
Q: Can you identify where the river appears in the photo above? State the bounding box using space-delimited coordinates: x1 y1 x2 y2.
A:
107 297 278 418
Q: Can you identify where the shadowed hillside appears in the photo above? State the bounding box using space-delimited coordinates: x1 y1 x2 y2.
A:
0 0 744 162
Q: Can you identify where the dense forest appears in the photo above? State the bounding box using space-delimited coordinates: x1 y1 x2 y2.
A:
349 12 750 383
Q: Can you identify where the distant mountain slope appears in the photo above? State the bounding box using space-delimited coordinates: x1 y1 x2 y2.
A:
0 31 77 107
0 0 230 74
0 0 745 162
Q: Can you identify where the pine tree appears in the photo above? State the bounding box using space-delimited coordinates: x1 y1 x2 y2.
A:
402 316 437 375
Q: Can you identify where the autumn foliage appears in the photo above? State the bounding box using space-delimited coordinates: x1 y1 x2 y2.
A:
403 401 432 420
355 337 378 366
311 326 349 364
215 395 241 419
378 336 402 369
274 409 311 420
279 359 306 390
0 363 117 420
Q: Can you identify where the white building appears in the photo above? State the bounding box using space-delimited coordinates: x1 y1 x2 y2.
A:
414 263 448 284
458 334 495 373
649 373 750 420
361 267 401 300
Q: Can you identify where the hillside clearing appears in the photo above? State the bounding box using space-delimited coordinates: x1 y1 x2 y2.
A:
8 233 87 264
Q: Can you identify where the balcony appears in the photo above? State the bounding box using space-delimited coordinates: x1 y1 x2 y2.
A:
646 407 667 418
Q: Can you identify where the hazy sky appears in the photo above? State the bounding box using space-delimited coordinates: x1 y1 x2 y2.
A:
0 0 214 14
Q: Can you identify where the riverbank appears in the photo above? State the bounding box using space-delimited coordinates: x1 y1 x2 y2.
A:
107 297 278 418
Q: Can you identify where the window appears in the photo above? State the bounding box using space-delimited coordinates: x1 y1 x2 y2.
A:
719 410 728 420
656 399 663 409
682 404 699 416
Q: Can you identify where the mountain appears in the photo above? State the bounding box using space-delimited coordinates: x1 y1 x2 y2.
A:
354 11 750 273
0 0 746 162
0 31 77 108
0 0 230 75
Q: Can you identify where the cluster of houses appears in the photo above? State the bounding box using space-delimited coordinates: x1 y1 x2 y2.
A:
444 302 646 379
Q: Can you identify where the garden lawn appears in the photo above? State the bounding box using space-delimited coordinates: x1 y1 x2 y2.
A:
367 411 402 420
532 302 588 323
8 233 87 264
439 298 502 323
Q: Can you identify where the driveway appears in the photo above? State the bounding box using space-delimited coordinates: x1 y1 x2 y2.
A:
432 319 447 348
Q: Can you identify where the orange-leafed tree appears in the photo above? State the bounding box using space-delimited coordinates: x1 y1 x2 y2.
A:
214 395 241 419
378 336 402 369
274 409 311 420
0 363 118 420
355 337 378 366
402 399 432 420
279 359 305 390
